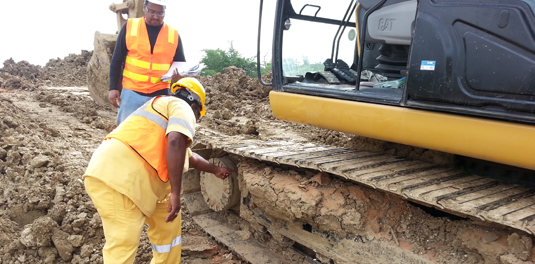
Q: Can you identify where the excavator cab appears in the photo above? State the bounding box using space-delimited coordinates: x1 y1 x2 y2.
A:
271 0 415 99
268 0 535 124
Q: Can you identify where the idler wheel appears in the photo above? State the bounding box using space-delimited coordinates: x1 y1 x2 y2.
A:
200 157 239 211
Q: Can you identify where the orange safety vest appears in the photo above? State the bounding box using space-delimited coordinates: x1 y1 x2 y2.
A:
106 96 192 182
123 18 179 93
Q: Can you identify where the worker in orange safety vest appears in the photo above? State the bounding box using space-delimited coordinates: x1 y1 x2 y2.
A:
84 77 232 263
108 0 186 125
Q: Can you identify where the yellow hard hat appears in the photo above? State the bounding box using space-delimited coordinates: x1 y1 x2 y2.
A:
171 78 206 117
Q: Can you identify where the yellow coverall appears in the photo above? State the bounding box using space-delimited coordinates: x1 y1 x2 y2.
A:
84 97 195 263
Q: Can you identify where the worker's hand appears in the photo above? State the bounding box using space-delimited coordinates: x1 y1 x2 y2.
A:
165 192 181 223
213 167 233 180
171 69 182 83
108 90 121 108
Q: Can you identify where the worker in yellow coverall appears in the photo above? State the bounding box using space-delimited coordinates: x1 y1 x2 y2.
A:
83 77 232 263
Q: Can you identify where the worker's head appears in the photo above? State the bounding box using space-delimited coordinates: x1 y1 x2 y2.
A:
171 78 206 121
144 0 167 27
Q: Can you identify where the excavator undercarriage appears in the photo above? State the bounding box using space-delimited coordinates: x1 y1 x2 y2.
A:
183 129 535 264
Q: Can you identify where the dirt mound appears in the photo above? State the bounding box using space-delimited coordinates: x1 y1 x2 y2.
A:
0 59 41 91
1 59 41 80
41 51 93 87
197 66 274 137
0 51 92 91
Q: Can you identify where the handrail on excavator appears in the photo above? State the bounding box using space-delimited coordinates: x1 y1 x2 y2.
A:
257 0 272 86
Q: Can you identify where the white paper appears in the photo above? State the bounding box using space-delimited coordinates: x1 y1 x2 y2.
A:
161 62 206 81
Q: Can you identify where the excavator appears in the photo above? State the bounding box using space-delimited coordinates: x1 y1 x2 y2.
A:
88 0 535 263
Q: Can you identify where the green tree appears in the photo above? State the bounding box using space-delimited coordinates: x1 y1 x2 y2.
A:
201 43 268 78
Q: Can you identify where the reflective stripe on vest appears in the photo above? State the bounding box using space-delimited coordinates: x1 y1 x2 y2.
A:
125 56 171 71
123 69 170 84
151 235 182 253
123 18 179 93
131 18 139 36
169 117 194 137
134 106 168 131
132 101 194 137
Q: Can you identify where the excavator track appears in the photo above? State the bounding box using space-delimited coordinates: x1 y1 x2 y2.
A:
184 129 535 264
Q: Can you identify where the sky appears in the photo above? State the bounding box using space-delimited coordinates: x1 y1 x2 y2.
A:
0 0 275 66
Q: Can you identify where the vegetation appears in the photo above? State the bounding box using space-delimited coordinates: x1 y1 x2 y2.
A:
200 43 271 78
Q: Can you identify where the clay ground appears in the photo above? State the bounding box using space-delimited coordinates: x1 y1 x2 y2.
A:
0 52 534 264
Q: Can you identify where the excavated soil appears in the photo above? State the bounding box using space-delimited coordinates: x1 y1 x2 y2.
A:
0 53 534 264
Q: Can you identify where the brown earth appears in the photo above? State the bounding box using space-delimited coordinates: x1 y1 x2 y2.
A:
0 52 534 264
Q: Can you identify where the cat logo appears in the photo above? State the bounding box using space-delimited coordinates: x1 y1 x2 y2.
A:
378 18 395 31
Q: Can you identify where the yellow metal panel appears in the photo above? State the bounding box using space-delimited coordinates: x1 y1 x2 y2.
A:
269 91 535 170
